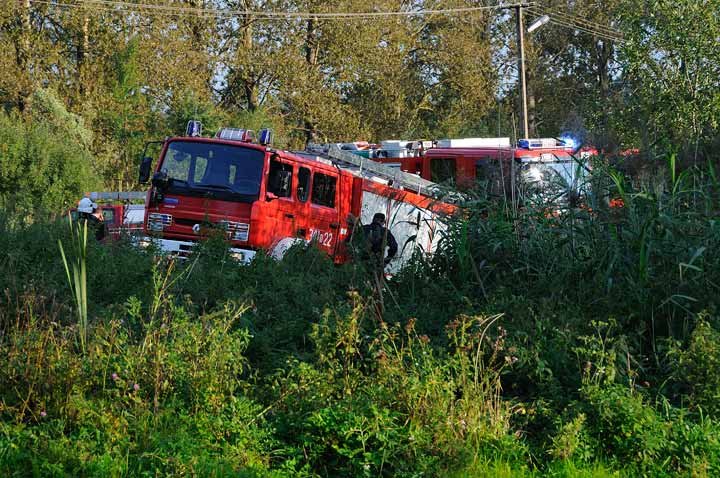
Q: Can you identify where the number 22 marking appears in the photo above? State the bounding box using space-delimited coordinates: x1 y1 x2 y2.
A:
309 229 333 247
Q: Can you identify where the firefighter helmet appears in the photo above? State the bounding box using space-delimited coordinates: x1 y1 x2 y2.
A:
77 197 97 214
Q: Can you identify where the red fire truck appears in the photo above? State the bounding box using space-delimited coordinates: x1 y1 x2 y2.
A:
69 192 145 240
395 137 593 204
137 125 456 272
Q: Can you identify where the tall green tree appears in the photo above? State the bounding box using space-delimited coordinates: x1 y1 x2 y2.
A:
0 90 100 220
619 0 720 159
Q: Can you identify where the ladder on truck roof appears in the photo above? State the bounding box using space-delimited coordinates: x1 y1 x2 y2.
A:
305 144 440 196
86 191 146 201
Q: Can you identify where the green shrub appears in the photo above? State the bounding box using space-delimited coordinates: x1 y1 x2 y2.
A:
267 303 524 476
580 384 667 466
662 410 720 476
3 156 720 476
675 317 720 417
0 278 275 476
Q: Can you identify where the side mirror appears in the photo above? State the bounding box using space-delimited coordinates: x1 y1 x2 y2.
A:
139 156 153 184
266 192 279 202
151 171 169 191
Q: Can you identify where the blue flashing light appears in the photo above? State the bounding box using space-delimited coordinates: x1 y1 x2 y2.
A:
559 135 582 152
186 120 202 137
259 128 273 145
518 139 530 149
559 136 575 149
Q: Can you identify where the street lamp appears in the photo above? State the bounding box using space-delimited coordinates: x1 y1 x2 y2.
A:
528 14 550 33
516 8 550 139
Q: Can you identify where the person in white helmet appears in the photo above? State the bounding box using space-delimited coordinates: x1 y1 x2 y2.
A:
77 197 107 240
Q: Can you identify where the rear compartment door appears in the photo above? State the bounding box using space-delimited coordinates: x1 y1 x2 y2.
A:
308 170 341 256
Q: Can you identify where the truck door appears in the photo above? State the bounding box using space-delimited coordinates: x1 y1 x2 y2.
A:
101 205 121 240
266 156 303 245
430 157 457 185
293 165 312 240
308 169 341 255
475 150 506 198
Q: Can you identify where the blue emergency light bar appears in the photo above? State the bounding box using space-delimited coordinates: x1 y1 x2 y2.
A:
558 135 580 151
186 120 202 137
518 138 570 149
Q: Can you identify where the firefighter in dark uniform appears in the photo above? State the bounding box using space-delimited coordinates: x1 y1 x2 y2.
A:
77 197 107 241
362 212 398 269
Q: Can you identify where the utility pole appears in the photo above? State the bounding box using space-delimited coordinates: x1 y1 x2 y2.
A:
516 5 529 139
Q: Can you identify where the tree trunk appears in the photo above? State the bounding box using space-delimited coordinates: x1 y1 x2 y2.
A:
16 0 32 111
242 16 257 111
244 80 258 112
595 38 614 150
527 84 537 137
76 15 89 98
303 17 319 144
305 18 318 66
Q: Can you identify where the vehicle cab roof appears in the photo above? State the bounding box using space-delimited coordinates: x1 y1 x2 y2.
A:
425 146 573 159
165 136 342 174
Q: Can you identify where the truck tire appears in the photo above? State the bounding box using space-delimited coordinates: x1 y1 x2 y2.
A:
270 237 308 260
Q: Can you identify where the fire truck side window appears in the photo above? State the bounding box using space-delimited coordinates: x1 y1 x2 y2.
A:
268 159 293 198
297 167 310 202
478 158 510 197
430 158 456 183
311 172 336 208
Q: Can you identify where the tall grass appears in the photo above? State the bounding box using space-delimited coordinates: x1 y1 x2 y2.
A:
57 214 89 353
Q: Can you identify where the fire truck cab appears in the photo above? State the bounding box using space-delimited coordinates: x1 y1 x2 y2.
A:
139 125 455 271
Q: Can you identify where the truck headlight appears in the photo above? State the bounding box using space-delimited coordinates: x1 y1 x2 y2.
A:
148 213 172 231
219 221 249 242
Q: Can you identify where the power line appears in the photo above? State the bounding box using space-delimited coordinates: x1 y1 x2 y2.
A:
526 6 624 43
30 0 535 20
31 0 205 19
26 0 624 41
549 17 624 43
534 7 623 38
526 6 624 42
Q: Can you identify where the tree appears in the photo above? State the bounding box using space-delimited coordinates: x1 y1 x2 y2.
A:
0 90 100 220
619 0 720 160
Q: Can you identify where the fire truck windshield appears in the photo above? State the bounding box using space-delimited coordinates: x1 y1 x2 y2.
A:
518 153 590 205
160 141 264 202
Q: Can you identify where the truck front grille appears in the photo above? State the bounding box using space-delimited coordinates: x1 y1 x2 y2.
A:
148 213 172 231
219 220 250 242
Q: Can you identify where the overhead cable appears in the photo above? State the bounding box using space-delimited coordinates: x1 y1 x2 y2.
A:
536 7 623 38
548 17 624 43
30 0 535 20
526 6 624 41
526 6 624 42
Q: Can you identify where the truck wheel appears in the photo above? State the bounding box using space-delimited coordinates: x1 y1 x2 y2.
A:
270 237 308 260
